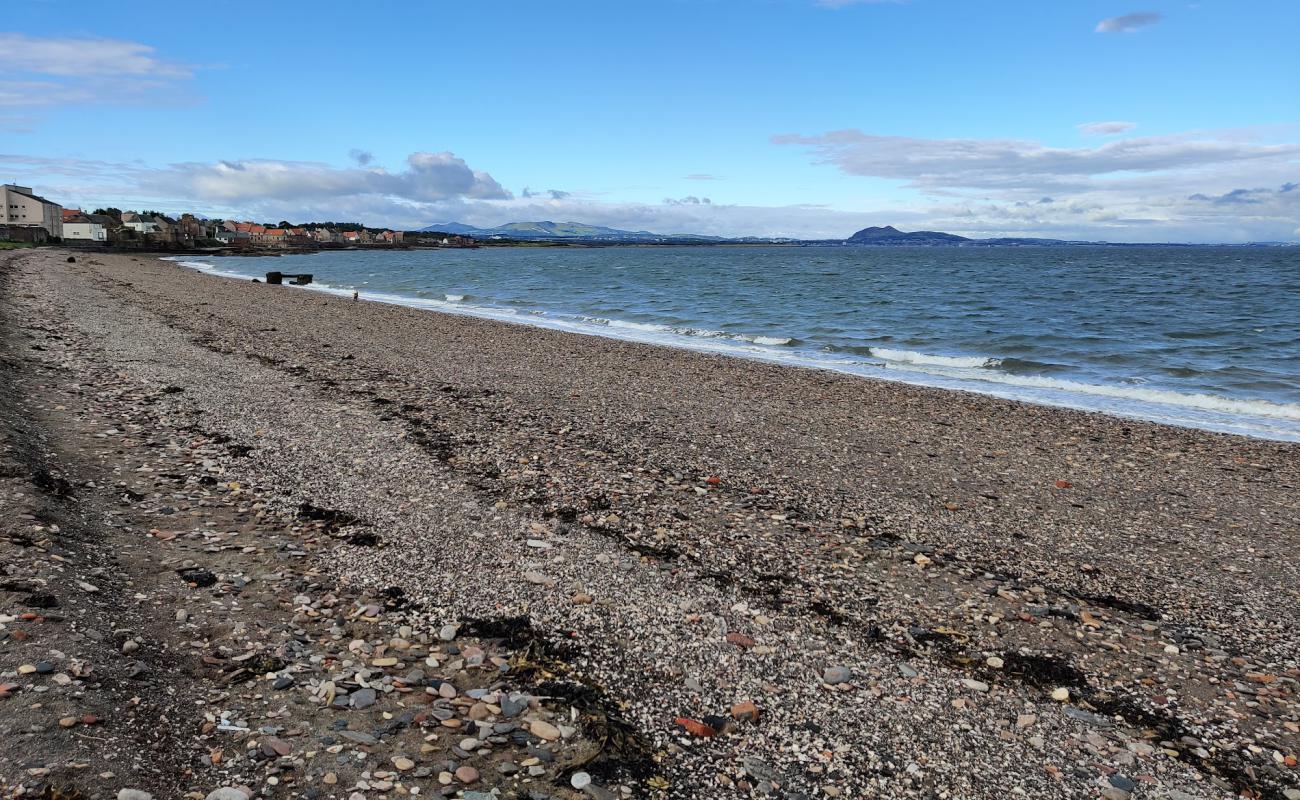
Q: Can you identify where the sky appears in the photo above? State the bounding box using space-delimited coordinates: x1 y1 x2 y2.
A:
2 0 1298 241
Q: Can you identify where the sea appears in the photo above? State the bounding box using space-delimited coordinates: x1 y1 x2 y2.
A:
167 245 1300 442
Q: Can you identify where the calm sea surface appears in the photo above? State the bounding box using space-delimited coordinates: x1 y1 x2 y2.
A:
173 246 1300 441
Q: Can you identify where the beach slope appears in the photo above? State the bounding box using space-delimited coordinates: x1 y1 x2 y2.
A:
1 249 1296 799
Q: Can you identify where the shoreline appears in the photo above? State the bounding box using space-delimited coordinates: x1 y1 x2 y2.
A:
163 253 1300 444
3 248 1297 799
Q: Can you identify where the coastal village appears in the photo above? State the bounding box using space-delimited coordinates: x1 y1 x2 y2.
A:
2 183 474 251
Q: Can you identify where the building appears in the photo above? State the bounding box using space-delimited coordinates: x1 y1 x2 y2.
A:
62 213 108 243
215 229 252 248
2 184 63 237
177 213 215 241
121 212 163 235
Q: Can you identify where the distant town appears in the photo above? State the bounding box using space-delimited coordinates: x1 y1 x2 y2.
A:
1 183 475 252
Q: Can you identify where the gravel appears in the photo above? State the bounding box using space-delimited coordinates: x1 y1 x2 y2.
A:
1 248 1296 799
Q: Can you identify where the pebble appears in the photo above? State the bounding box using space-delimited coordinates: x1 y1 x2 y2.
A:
393 756 415 771
439 624 459 641
962 678 989 692
1050 687 1070 702
529 719 562 741
501 695 529 717
822 666 852 684
1109 775 1136 792
205 790 249 800
117 791 153 800
351 687 377 709
455 765 479 783
985 656 1004 669
571 771 592 790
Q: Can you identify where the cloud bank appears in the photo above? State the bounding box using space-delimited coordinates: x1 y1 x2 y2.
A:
773 128 1300 192
163 152 509 205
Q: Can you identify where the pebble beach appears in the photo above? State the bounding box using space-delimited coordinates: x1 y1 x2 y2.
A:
1 248 1297 800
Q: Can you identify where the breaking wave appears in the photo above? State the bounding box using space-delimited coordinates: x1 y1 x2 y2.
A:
870 347 1001 369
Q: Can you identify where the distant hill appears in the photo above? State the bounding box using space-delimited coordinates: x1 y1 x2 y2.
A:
419 222 481 235
847 225 970 245
846 225 1097 247
418 220 723 242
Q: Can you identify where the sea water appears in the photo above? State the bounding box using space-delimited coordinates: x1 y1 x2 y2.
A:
168 245 1300 442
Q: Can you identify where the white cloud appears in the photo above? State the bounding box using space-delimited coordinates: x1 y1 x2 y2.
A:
0 34 192 78
521 187 571 200
1095 12 1163 33
150 152 510 206
1078 121 1137 136
773 128 1300 192
0 34 195 112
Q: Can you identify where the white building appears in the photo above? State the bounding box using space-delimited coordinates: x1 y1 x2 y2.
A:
62 214 108 242
121 212 162 234
2 184 63 237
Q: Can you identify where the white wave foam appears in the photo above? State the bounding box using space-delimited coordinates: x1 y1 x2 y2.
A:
870 347 1001 369
882 362 1300 421
608 319 674 334
737 335 795 346
445 294 466 302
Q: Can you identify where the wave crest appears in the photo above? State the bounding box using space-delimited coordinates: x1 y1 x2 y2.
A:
870 347 1001 369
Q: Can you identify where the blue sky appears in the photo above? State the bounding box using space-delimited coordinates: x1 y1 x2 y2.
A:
2 0 1298 240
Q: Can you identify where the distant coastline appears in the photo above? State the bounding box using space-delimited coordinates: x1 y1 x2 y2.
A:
417 220 1298 248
